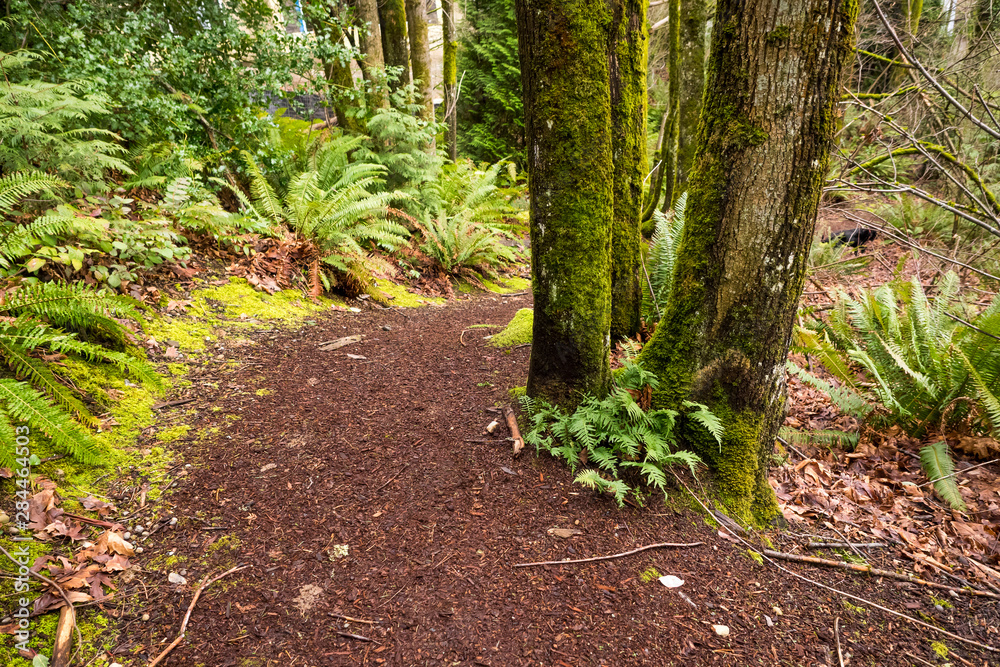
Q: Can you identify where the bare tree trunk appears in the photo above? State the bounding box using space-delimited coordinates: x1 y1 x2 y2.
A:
516 0 614 407
609 0 648 340
443 0 459 161
676 0 707 189
380 0 411 90
638 0 857 523
354 0 388 107
660 0 680 210
406 0 434 120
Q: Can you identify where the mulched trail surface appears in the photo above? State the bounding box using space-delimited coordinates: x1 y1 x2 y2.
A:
134 293 999 667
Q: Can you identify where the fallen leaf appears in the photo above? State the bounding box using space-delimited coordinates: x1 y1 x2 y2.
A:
659 575 685 588
712 624 730 637
317 335 363 351
547 527 583 539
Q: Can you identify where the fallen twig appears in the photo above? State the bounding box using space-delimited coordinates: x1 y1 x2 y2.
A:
807 542 886 550
761 549 999 599
668 471 1000 654
329 612 375 625
148 564 247 667
917 456 1000 488
51 601 75 667
373 464 411 493
336 631 373 641
503 406 524 457
515 541 704 568
835 617 844 667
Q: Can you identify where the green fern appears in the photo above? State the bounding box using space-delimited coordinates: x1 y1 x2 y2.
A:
919 441 967 511
778 426 860 450
643 192 687 323
520 362 712 506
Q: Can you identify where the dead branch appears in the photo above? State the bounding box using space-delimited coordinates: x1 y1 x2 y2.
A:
148 565 248 667
373 464 411 493
503 405 524 457
329 612 375 625
51 604 75 667
761 549 999 599
514 541 704 568
835 617 844 667
336 631 373 641
806 542 886 550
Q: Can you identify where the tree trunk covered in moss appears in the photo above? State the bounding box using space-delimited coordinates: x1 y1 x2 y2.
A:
324 55 361 133
660 0 681 211
406 0 434 120
380 0 411 90
676 0 707 189
609 0 648 340
637 0 857 524
354 0 387 107
443 0 459 161
641 109 669 232
516 0 614 407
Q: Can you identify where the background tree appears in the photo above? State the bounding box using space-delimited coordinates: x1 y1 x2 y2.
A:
443 0 459 161
641 0 678 225
353 0 388 107
609 0 648 339
380 0 411 89
676 0 708 189
405 0 434 120
516 0 614 406
637 0 857 523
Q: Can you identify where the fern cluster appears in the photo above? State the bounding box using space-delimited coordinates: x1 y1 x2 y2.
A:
792 271 1000 439
520 363 719 506
643 192 687 323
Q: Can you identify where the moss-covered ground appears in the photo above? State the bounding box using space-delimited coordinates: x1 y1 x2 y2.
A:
489 308 533 347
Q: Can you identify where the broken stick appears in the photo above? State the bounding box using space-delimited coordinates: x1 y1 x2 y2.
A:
503 406 524 457
515 541 704 568
51 604 75 667
761 549 1000 599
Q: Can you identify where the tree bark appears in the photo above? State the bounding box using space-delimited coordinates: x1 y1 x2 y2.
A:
443 0 459 160
609 0 648 340
676 0 707 189
516 0 614 407
353 0 387 107
380 0 411 90
660 0 680 211
641 109 669 232
637 0 857 524
406 0 434 120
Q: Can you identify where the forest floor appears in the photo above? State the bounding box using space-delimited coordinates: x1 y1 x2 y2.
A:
6 230 1000 666
109 260 999 666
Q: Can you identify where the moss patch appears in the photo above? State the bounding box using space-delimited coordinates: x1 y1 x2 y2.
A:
489 308 533 347
157 424 192 443
374 281 445 307
482 275 530 294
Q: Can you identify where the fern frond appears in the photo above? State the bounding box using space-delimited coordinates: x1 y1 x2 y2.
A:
0 379 104 464
919 441 967 511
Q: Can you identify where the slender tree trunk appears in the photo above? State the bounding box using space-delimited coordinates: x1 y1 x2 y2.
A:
406 0 434 120
324 55 361 133
637 0 857 524
380 0 411 90
609 0 648 340
443 0 459 160
354 0 388 107
676 0 707 189
516 0 614 407
660 0 680 211
641 109 669 233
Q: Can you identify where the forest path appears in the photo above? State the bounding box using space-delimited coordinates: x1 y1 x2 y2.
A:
133 292 996 666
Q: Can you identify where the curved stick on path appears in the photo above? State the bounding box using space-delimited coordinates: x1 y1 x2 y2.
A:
515 541 704 568
503 406 524 457
148 564 248 667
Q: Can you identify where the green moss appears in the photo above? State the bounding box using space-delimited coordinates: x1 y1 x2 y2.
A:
374 281 445 307
167 363 188 376
205 533 242 554
157 425 191 443
509 385 527 399
765 25 791 44
639 567 661 582
489 308 533 347
255 388 272 397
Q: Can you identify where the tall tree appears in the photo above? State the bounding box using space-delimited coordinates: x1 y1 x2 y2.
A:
676 0 708 189
638 0 857 523
442 0 459 161
516 0 614 407
405 0 434 120
660 0 681 210
609 0 649 339
380 0 411 89
353 0 387 107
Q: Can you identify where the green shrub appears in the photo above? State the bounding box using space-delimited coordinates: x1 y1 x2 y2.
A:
521 363 718 506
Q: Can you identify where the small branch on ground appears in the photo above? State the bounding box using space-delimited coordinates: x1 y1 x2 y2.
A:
329 613 375 625
373 464 411 493
503 406 524 457
148 564 248 667
835 617 844 667
806 542 886 550
514 541 704 568
51 603 75 667
336 631 374 641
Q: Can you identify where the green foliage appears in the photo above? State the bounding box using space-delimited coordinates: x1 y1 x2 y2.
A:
457 0 524 166
919 441 967 511
237 140 410 289
808 238 871 276
354 107 443 206
644 192 687 323
778 426 860 450
0 46 128 187
520 363 713 506
420 216 516 277
792 271 1000 438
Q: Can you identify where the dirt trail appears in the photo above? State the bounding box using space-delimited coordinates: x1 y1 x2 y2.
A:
134 293 998 667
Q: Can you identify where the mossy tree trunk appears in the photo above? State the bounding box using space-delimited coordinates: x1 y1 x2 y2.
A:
354 0 388 107
676 0 707 189
443 0 459 161
405 0 434 120
641 109 669 232
380 0 411 90
609 0 648 340
637 0 857 524
660 0 681 211
515 0 614 407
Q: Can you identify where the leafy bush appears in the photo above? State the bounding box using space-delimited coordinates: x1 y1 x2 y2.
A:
419 215 516 278
791 271 1000 438
0 173 160 467
520 363 719 506
354 107 442 206
644 192 687 323
0 47 128 187
457 0 524 166
236 141 410 292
